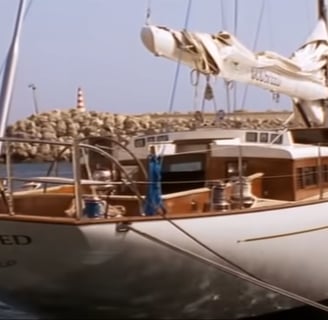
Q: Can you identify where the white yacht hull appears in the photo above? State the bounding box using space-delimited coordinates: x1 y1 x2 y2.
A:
0 201 327 319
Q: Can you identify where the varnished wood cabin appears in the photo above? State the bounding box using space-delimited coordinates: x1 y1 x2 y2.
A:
110 127 328 202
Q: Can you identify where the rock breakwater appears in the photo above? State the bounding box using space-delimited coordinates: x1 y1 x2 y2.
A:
5 108 301 162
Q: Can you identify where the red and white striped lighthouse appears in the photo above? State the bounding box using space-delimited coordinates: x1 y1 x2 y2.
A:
76 87 86 112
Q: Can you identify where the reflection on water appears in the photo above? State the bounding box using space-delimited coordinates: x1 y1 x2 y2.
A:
0 301 38 320
0 301 326 320
0 161 72 190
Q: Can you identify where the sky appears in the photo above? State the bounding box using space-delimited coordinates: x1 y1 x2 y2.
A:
0 0 319 124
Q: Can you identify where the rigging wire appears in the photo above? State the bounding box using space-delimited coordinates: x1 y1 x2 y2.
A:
144 0 152 25
232 0 238 113
266 0 279 108
305 0 313 31
220 0 227 31
167 0 193 114
158 212 261 278
156 0 193 169
220 0 232 114
158 0 193 162
0 0 33 77
266 0 275 51
240 0 266 110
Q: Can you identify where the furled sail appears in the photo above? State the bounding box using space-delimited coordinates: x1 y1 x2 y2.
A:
141 17 328 126
290 18 328 126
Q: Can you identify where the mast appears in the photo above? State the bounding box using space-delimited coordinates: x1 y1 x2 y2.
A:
318 0 328 129
318 0 327 21
0 0 27 151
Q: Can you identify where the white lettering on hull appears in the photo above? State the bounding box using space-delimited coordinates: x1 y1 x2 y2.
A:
0 235 32 245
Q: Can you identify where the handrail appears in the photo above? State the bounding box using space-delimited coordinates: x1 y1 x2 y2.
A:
79 143 144 214
45 135 148 185
72 140 82 220
11 177 126 185
86 135 148 180
0 137 145 217
0 136 147 182
4 141 13 215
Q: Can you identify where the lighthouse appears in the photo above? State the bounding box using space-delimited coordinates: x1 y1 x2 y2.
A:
76 87 86 112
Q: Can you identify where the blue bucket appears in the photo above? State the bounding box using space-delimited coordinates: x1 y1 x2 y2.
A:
83 198 104 218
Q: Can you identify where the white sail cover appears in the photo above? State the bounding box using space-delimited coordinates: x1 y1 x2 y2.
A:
291 19 328 125
141 18 328 126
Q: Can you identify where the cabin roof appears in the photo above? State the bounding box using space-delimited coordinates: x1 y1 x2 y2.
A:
119 128 328 161
212 141 328 159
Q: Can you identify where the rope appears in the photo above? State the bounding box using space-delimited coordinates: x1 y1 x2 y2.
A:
190 69 200 111
201 76 217 114
193 78 199 111
179 31 219 75
158 213 260 278
190 69 200 87
128 225 328 313
225 80 232 114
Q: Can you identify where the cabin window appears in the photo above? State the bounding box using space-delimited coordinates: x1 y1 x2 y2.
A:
134 138 145 148
226 161 247 178
157 135 169 142
304 167 318 186
296 168 303 188
169 161 202 172
260 132 268 143
246 132 258 142
270 133 282 144
297 166 318 188
147 136 155 142
323 164 328 182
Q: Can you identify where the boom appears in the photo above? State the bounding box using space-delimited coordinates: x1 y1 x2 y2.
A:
141 18 328 126
141 21 328 101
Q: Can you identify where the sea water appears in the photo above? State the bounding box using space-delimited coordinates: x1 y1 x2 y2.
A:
0 162 326 320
